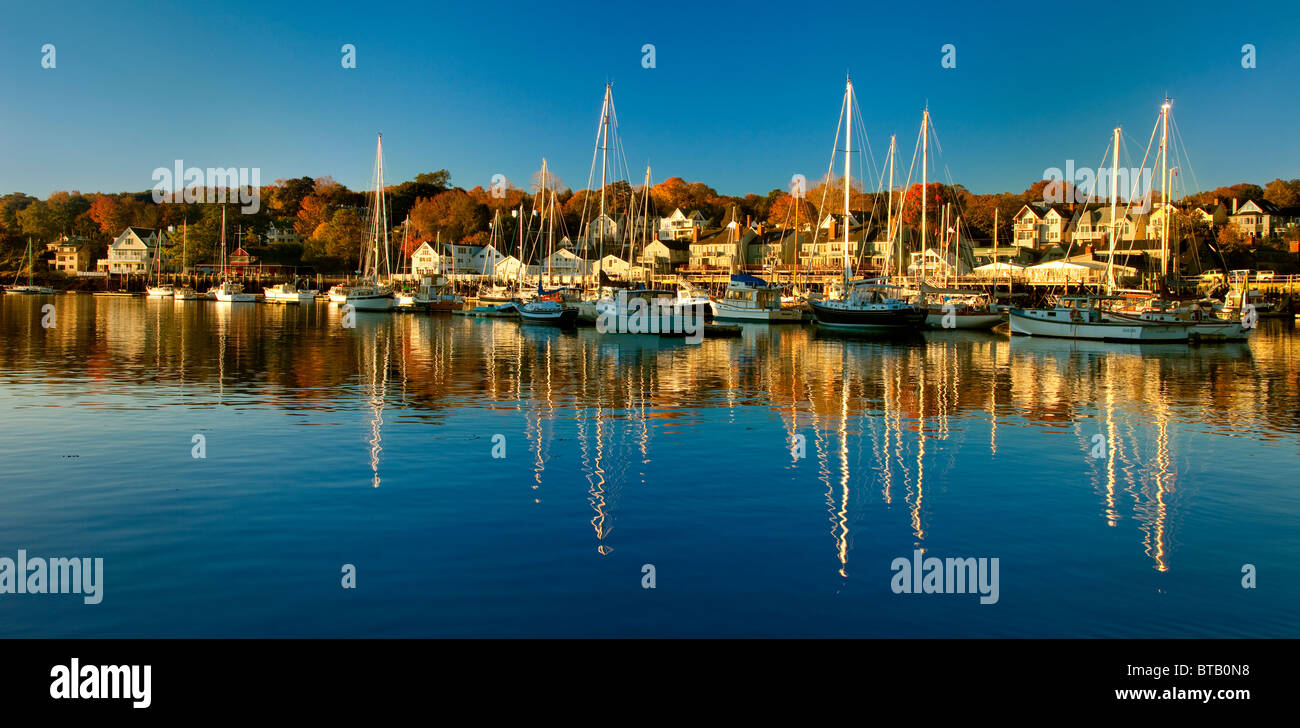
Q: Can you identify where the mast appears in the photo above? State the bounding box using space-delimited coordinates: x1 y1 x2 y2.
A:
1105 126 1120 294
887 134 896 279
374 133 390 283
547 161 555 287
642 164 652 285
842 77 852 291
921 107 929 281
1160 97 1171 281
597 83 611 288
220 205 227 281
993 207 999 292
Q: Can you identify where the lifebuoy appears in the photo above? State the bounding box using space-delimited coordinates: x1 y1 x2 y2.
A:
1069 309 1082 323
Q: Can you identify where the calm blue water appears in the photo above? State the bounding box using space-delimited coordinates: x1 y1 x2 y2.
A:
0 294 1296 636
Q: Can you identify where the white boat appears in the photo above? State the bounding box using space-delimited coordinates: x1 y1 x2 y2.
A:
172 286 200 301
327 284 351 303
1009 296 1189 342
211 207 256 302
264 283 317 304
341 134 397 313
1099 298 1247 341
213 281 256 303
146 284 175 297
346 284 394 311
711 274 803 323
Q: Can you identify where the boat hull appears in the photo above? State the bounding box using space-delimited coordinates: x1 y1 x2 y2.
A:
265 291 316 304
1009 310 1189 341
519 307 579 326
810 300 926 332
712 304 804 323
1099 311 1248 341
344 294 394 311
923 312 1005 330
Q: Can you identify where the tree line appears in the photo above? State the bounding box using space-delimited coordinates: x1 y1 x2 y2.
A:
3 172 1297 273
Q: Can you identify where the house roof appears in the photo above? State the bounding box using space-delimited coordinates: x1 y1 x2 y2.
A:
1236 199 1280 215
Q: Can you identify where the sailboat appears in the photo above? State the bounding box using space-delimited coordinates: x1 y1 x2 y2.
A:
574 83 623 324
344 133 395 312
172 223 200 300
145 229 174 297
212 207 256 302
520 159 579 326
808 77 925 333
1010 126 1188 342
6 238 56 294
1092 99 1248 342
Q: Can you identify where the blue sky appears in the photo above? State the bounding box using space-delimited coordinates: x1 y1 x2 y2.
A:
1 0 1297 200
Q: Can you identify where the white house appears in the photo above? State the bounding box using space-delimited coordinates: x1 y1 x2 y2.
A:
493 255 526 282
469 244 509 277
658 208 707 241
410 242 441 277
441 243 484 275
593 254 632 278
541 248 585 276
98 227 159 274
264 221 303 245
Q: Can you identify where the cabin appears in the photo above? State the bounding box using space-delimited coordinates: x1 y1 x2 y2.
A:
97 227 159 274
410 241 441 277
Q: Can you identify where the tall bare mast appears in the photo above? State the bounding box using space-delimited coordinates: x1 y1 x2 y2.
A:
921 107 929 274
887 134 896 278
370 133 390 283
598 83 611 265
1106 126 1121 293
1160 97 1171 279
842 77 853 289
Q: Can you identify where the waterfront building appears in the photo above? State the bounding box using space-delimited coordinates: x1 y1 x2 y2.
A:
410 241 441 277
53 235 94 273
97 227 159 274
658 208 707 241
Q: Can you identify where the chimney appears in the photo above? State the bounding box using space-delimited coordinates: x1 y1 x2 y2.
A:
828 217 837 240
746 215 752 229
691 226 699 243
1232 199 1239 214
757 223 765 236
